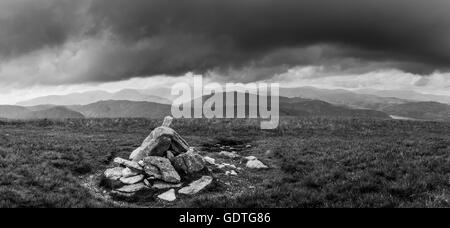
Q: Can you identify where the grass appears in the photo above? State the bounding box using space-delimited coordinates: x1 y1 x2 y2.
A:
0 117 450 208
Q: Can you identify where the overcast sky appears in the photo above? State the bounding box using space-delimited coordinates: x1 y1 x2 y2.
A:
1 0 450 104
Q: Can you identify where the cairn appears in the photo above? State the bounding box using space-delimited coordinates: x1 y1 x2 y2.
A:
103 116 213 201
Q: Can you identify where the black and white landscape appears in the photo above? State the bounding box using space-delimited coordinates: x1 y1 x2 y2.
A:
1 0 450 209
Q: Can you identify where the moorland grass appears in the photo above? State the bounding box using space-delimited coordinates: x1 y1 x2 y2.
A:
0 117 449 208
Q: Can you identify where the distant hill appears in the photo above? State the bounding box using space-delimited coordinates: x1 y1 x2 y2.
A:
0 105 35 119
279 97 390 119
186 92 391 119
17 89 171 106
69 100 172 118
280 87 408 110
382 102 450 121
356 89 450 104
0 105 84 120
32 107 85 119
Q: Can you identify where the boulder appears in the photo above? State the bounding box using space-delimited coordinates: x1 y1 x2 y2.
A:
152 181 183 190
178 176 213 195
113 157 143 171
104 167 124 180
158 189 176 202
246 159 268 169
143 157 181 183
120 174 144 185
172 150 206 174
116 183 146 193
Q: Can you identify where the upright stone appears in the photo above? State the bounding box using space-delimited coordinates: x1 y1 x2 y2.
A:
130 123 190 161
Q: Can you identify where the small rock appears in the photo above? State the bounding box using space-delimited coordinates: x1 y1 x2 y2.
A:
172 151 206 174
120 175 144 185
203 156 216 165
104 167 124 180
122 167 140 178
158 189 176 202
152 181 183 190
178 176 213 195
245 156 258 161
246 159 268 169
114 157 143 171
225 170 237 176
219 151 240 159
143 157 181 183
222 163 237 169
116 183 146 193
246 145 252 148
144 179 151 187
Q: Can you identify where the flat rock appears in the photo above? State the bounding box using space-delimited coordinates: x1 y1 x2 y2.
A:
178 176 213 195
246 159 268 169
141 162 163 180
120 174 144 185
122 167 140 178
172 151 206 174
114 157 143 171
143 156 181 183
219 151 240 159
152 181 183 190
104 167 124 180
203 156 216 165
116 183 146 193
158 189 176 202
245 156 258 161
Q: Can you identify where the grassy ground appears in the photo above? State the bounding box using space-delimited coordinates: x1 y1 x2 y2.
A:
0 117 449 208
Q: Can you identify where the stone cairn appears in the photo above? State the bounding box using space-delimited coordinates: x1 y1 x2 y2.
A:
103 116 213 202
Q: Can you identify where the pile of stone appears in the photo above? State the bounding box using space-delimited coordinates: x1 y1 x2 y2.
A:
103 116 213 202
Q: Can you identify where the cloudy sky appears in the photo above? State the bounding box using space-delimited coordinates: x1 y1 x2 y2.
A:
1 0 450 104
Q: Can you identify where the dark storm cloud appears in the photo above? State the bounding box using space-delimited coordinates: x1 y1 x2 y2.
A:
1 0 450 84
0 0 91 58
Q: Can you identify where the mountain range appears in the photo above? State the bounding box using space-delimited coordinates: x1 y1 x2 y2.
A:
16 89 172 106
2 86 449 122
